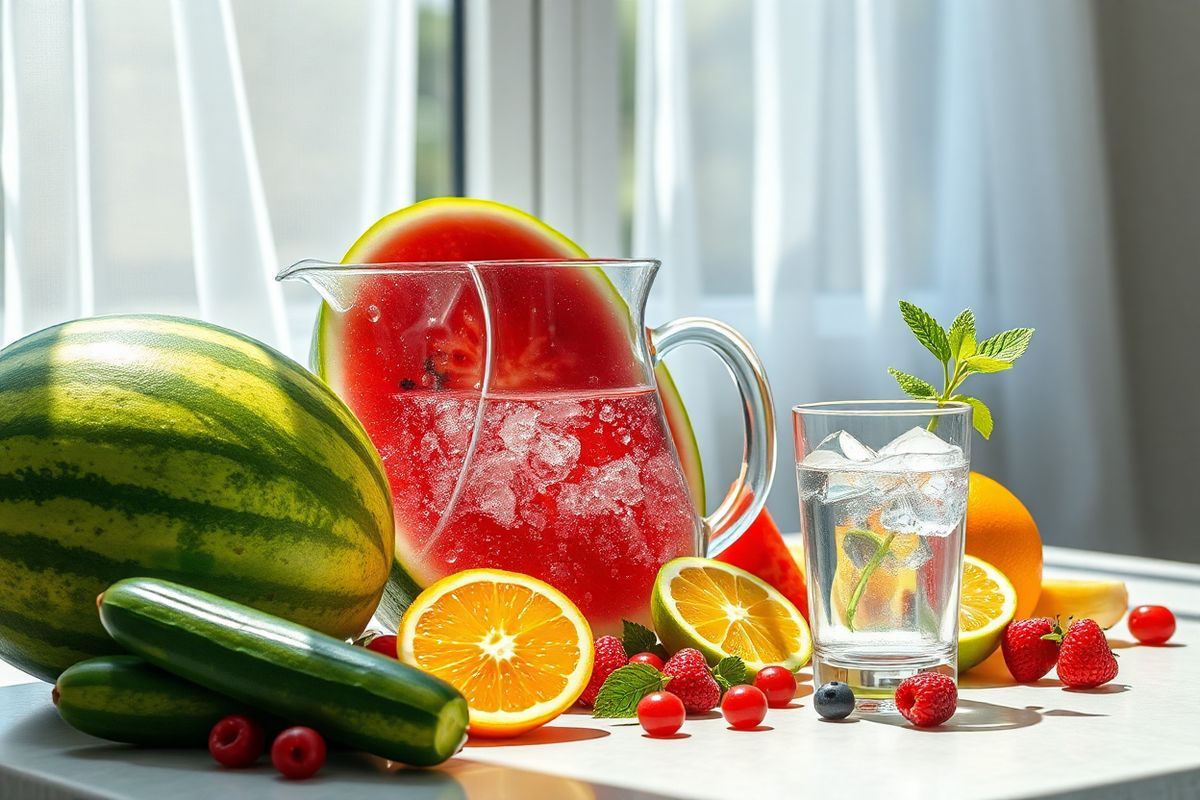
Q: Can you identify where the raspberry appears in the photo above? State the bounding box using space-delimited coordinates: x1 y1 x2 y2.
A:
578 635 628 707
662 648 721 714
1001 618 1061 683
894 672 957 728
1056 618 1118 689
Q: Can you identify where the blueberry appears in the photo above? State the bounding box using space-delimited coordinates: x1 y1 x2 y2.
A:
813 681 855 720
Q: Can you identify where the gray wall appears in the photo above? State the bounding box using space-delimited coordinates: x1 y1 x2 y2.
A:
1094 0 1200 563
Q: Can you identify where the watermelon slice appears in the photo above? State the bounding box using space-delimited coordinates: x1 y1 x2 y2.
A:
313 198 705 627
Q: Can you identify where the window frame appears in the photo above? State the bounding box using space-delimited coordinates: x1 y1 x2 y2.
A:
462 0 621 256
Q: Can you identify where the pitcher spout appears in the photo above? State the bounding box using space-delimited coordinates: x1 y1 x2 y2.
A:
276 260 356 310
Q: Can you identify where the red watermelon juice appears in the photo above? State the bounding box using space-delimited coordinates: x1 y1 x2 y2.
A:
318 264 701 634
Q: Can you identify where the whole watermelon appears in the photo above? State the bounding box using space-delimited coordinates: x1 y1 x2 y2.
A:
0 315 394 682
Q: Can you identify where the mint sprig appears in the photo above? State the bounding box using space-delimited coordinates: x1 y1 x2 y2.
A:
592 664 670 718
712 655 748 688
889 302 1034 439
620 619 666 659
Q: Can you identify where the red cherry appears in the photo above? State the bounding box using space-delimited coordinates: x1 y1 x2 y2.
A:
721 684 768 730
629 652 665 671
1128 605 1176 645
637 691 685 737
753 666 798 708
365 634 398 658
271 727 326 780
208 715 265 768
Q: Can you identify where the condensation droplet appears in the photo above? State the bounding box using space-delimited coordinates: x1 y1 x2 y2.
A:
367 304 381 322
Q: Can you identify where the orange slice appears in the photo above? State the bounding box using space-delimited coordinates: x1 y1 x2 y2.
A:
397 569 594 738
651 557 811 675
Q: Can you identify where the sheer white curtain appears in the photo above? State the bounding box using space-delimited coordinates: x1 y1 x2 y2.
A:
635 0 1139 553
1 0 418 358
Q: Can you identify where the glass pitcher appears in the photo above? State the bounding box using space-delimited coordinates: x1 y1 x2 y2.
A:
278 258 775 634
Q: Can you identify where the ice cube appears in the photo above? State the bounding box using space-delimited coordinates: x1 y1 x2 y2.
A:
879 480 963 538
498 406 540 454
803 430 877 467
558 455 645 517
475 474 518 527
880 491 921 533
529 430 581 483
876 426 961 458
871 426 965 472
593 456 645 509
801 450 856 470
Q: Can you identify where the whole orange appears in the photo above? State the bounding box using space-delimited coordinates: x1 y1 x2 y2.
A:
965 472 1042 619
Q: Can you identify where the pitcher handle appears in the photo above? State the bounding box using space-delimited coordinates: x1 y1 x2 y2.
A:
649 317 776 556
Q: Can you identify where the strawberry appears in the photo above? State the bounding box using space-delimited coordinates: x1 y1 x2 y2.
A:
1054 618 1118 689
578 635 628 707
894 672 957 728
1001 618 1061 683
661 648 721 714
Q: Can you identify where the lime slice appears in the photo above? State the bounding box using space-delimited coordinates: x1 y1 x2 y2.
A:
959 554 1018 671
651 557 812 675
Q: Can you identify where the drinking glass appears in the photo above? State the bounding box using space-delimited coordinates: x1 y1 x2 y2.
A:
793 401 971 710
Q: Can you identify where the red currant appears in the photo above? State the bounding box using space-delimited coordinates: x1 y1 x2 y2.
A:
753 666 798 708
1128 605 1176 645
721 684 768 730
365 634 399 658
271 727 326 780
208 715 264 768
629 651 665 671
637 691 685 737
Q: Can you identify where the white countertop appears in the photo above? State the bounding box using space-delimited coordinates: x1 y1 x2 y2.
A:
2 545 1198 800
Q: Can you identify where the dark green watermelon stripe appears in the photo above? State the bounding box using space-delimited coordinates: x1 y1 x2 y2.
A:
0 609 115 656
0 531 382 613
0 321 388 503
0 412 386 551
0 416 386 558
0 324 384 496
0 362 388 560
0 469 373 557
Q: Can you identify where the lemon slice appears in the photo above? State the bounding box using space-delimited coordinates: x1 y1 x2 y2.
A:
397 569 594 738
1032 578 1128 629
958 554 1018 671
651 557 812 674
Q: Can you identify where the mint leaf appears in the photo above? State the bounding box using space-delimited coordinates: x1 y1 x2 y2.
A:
948 309 977 360
977 327 1034 362
712 655 747 687
713 674 731 693
592 664 670 718
620 620 658 658
888 368 937 399
899 300 951 363
962 355 1014 374
953 395 994 439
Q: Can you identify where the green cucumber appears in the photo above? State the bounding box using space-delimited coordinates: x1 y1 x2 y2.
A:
55 655 251 746
98 578 468 766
